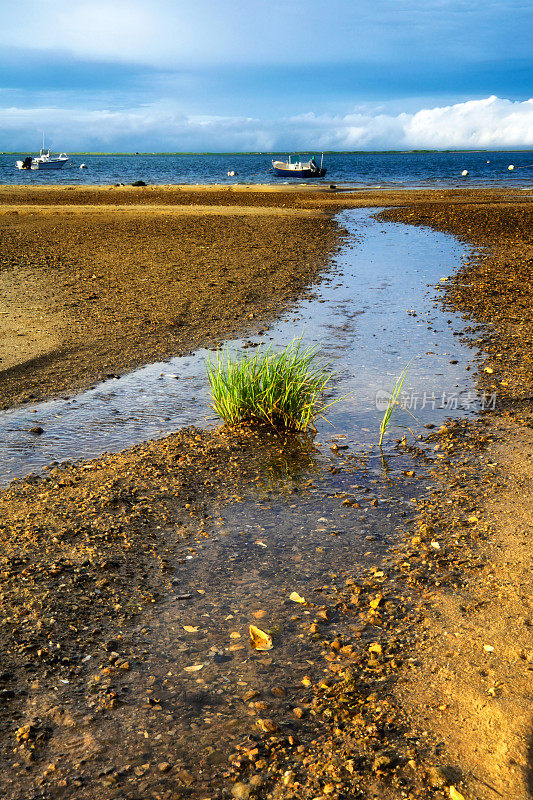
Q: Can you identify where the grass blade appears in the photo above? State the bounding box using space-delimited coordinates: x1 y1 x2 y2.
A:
378 360 412 448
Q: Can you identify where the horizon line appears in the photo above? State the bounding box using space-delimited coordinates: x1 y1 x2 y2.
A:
2 148 533 156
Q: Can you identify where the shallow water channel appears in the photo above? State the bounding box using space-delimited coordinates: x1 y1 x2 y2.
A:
1 208 475 483
1 210 478 793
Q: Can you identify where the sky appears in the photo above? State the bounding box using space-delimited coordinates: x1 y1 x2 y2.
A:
1 0 533 151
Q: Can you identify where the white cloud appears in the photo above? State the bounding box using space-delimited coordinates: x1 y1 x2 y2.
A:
295 96 533 150
2 96 533 151
403 96 533 148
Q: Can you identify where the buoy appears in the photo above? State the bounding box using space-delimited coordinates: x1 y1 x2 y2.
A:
486 160 490 164
508 164 515 171
80 163 87 169
461 169 469 177
227 170 236 177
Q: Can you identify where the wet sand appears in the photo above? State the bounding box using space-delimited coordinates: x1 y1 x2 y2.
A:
0 184 526 408
378 202 533 799
0 191 339 408
0 186 532 799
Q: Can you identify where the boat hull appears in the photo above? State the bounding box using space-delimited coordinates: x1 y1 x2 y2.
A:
31 159 68 170
272 166 327 178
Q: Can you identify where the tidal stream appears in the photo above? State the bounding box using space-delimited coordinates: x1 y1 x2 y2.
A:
1 210 478 793
1 209 474 483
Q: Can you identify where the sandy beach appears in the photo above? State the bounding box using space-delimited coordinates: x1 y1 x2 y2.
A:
0 185 532 800
0 184 526 407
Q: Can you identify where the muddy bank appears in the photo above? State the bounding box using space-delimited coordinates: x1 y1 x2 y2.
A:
390 417 533 800
371 202 533 799
0 425 293 799
0 186 527 409
0 206 338 408
0 184 515 210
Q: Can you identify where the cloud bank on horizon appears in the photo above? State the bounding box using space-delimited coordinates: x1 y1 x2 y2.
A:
2 97 533 152
1 0 532 151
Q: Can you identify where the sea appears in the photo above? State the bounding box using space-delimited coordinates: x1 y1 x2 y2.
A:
1 150 533 188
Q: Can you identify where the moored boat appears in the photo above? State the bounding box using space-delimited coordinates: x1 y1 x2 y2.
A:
271 153 326 178
16 139 69 171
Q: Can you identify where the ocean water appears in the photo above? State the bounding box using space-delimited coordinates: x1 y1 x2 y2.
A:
1 150 532 188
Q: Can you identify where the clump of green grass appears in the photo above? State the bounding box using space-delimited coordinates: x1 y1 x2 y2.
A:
206 340 336 431
378 361 412 448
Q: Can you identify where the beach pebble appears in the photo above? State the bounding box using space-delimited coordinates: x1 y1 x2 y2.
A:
373 752 392 770
427 765 447 787
231 781 251 799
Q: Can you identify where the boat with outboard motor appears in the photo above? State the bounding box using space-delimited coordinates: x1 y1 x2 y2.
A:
16 138 69 171
271 153 326 178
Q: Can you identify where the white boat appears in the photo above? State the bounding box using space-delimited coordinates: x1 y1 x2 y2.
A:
271 153 326 178
16 138 69 171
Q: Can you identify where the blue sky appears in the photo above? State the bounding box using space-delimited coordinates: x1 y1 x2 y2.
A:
1 0 533 151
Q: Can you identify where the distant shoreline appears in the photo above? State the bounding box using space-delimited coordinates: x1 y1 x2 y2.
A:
3 148 533 156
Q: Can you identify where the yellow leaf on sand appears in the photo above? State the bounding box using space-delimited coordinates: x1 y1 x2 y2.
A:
449 787 466 800
249 625 273 651
252 610 267 619
184 664 204 672
183 626 199 633
289 591 306 604
468 515 479 524
230 631 241 639
369 593 383 609
368 642 382 654
484 367 494 374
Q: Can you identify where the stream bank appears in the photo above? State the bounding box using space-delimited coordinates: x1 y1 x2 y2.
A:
369 202 533 800
0 202 339 408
